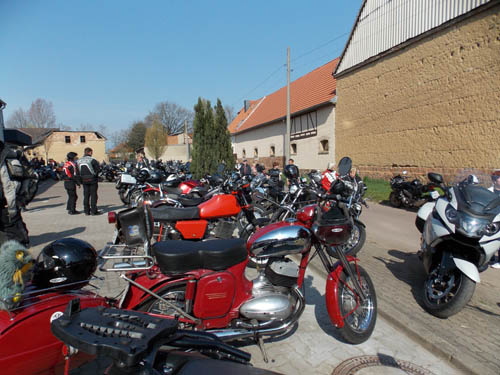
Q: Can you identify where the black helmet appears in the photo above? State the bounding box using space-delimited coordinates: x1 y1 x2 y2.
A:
283 164 299 180
330 179 346 194
32 238 97 289
137 169 150 182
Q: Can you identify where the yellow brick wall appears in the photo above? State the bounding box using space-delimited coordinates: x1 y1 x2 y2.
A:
335 5 500 176
28 132 106 163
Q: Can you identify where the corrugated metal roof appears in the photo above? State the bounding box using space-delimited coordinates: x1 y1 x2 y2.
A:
335 0 492 75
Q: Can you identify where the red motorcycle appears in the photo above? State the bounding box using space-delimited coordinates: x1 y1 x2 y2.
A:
100 172 377 349
0 239 108 375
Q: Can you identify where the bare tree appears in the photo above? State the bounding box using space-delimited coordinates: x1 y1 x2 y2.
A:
145 119 167 160
224 104 236 124
147 101 193 135
57 122 72 131
28 98 56 128
6 108 30 128
77 123 93 131
109 129 129 149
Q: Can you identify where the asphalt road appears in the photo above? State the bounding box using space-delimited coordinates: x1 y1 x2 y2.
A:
20 181 470 374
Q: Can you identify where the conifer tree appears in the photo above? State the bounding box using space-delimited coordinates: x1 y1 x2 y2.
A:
191 98 206 178
214 99 235 171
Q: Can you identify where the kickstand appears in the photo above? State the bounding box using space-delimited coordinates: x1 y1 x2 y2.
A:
257 335 269 363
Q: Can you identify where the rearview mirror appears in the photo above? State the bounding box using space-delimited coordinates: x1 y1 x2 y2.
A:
428 172 444 185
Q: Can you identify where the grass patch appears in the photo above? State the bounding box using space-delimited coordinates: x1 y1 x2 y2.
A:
363 177 391 203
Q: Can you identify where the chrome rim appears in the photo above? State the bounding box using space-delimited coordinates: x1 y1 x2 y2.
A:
340 274 375 333
425 268 460 304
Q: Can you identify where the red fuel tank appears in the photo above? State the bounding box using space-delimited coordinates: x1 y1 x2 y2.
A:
199 194 241 218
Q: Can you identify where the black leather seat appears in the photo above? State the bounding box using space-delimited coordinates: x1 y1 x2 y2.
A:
152 239 247 274
177 195 204 207
151 206 200 221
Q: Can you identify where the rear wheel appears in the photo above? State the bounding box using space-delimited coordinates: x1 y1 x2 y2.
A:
236 204 268 232
119 188 130 204
422 264 476 318
337 265 377 344
389 191 401 208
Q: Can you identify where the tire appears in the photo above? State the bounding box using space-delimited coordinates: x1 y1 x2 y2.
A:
337 265 377 344
422 264 476 318
342 221 366 257
138 285 190 321
389 191 401 208
119 188 130 205
239 218 271 269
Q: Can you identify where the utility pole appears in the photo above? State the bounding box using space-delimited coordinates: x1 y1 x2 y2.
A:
184 119 190 160
285 47 291 164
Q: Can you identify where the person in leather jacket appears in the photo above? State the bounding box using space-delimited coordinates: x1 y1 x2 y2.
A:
62 152 80 215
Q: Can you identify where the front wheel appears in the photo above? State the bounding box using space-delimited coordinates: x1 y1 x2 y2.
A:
337 265 377 344
389 191 401 208
422 265 476 318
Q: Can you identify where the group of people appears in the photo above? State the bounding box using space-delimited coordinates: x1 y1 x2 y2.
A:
62 147 101 215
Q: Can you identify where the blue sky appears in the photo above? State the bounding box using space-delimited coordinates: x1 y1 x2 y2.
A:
1 0 362 133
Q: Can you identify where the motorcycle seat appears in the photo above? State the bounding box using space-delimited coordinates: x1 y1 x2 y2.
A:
152 238 247 274
176 195 205 207
151 206 200 221
163 186 183 195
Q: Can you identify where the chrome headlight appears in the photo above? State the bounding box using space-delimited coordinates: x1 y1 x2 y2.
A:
289 185 298 195
445 204 459 224
353 203 362 212
484 222 500 236
458 213 490 237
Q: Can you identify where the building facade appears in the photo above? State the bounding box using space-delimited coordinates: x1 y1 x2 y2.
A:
334 0 500 179
20 129 107 163
144 133 192 162
229 58 338 171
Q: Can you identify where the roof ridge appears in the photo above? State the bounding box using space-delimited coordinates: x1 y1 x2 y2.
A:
235 96 267 131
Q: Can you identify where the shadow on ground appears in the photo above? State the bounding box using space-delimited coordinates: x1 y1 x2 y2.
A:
373 249 426 308
36 180 59 196
30 226 86 247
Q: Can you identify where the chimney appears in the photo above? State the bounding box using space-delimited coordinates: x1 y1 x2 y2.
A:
244 100 251 112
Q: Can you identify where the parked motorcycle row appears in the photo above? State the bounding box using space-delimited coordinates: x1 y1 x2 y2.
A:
1 156 379 375
2 156 499 375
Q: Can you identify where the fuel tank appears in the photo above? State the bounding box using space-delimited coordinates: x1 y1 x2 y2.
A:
248 221 312 258
199 194 241 218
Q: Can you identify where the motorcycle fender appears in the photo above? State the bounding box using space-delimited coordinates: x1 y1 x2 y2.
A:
325 263 351 329
353 218 365 228
453 258 480 283
479 239 500 262
417 202 435 222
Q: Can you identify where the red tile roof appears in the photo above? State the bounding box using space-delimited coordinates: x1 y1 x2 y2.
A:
229 58 339 135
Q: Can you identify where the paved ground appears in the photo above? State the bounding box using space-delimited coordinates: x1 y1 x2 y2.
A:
21 180 498 374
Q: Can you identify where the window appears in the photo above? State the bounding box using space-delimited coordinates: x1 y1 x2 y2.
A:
291 110 318 139
291 143 297 155
80 135 86 143
320 140 329 153
242 149 246 158
254 148 258 158
270 146 275 157
65 136 71 144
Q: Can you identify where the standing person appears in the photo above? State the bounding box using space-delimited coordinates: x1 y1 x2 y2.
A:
62 152 80 215
489 171 500 268
77 147 101 215
239 159 252 176
136 151 150 169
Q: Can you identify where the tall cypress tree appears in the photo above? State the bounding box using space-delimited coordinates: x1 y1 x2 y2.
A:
214 99 235 171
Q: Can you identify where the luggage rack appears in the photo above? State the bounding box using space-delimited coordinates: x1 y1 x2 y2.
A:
98 243 154 272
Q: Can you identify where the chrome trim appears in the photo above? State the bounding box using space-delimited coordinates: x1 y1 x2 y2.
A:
250 225 311 258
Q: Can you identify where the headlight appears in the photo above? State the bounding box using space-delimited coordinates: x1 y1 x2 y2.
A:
445 204 459 224
354 203 362 212
484 222 500 236
458 213 490 237
289 185 298 194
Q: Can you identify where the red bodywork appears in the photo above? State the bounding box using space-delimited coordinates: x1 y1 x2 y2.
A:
199 195 241 218
179 180 203 195
175 220 208 239
0 290 107 375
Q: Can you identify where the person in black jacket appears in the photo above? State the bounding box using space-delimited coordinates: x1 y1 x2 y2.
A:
239 159 252 176
77 147 101 215
62 152 80 215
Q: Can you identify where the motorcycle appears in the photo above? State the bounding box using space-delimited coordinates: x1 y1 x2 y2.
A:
416 172 500 318
99 160 377 348
0 239 108 375
389 171 435 209
51 301 282 375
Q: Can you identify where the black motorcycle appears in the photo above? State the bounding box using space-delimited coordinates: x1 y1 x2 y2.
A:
51 300 281 375
389 172 435 209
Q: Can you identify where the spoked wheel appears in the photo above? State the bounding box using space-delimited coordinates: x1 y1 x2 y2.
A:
338 222 366 257
236 204 269 232
337 265 377 344
422 265 475 318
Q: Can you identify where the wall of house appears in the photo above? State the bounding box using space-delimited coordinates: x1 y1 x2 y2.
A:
335 5 500 180
145 144 190 162
28 132 106 163
233 105 335 170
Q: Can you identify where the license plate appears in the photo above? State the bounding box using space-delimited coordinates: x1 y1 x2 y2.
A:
121 174 137 184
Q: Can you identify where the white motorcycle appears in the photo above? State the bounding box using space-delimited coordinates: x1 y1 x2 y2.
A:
416 173 500 318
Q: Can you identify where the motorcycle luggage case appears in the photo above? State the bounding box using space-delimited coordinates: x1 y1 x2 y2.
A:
313 207 352 245
118 206 153 245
